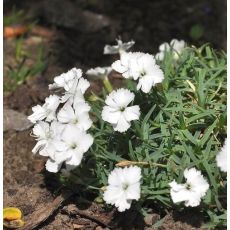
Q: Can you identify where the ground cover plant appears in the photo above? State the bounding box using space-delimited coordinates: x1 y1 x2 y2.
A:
28 39 227 229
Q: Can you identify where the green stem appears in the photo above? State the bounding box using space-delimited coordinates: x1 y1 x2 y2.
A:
87 93 104 103
87 185 101 190
103 76 113 93
145 162 167 168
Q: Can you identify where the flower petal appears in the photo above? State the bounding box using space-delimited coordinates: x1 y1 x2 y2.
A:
123 105 140 121
45 159 62 173
102 106 121 124
113 114 131 132
57 103 75 123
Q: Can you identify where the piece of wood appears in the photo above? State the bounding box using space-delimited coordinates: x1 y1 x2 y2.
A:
21 191 73 230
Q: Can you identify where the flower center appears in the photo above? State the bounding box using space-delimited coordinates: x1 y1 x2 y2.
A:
122 183 129 191
46 133 51 139
72 118 78 124
140 70 146 77
70 143 77 149
120 107 125 112
45 108 52 115
186 183 192 190
45 128 52 139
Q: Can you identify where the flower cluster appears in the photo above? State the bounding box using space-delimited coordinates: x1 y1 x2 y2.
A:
28 39 226 217
28 68 94 173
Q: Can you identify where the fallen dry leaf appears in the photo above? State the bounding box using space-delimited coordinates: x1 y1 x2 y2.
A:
4 26 28 38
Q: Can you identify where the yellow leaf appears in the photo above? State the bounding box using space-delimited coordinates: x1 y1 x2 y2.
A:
3 207 24 229
3 207 22 221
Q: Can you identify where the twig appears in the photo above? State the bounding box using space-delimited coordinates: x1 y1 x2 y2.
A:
62 202 115 228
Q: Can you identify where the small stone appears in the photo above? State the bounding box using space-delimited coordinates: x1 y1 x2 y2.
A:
95 226 104 230
144 214 160 226
3 109 33 132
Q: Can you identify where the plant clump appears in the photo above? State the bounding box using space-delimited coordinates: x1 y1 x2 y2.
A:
28 38 227 229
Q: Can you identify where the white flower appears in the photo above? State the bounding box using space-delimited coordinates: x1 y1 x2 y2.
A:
155 42 170 60
45 124 93 173
28 95 60 123
53 124 94 167
155 39 186 60
48 68 90 104
130 53 164 93
112 52 164 93
216 140 227 172
104 39 135 55
169 167 209 207
112 52 142 79
170 39 186 57
57 101 92 131
103 166 142 212
102 88 140 132
61 77 90 104
86 67 112 80
31 121 65 157
45 159 62 173
49 68 82 91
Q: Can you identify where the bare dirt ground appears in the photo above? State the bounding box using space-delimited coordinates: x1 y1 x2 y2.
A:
3 0 226 229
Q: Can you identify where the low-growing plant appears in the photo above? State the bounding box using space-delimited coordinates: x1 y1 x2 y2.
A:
4 42 47 91
28 39 227 228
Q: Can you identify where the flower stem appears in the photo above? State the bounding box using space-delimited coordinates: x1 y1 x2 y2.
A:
87 93 104 102
103 76 113 93
116 160 167 168
87 185 101 190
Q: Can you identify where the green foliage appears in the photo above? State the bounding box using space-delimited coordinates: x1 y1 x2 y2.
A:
64 44 227 228
3 7 25 26
3 6 36 27
4 42 47 92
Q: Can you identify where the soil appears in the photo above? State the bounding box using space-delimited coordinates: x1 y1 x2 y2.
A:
3 0 226 229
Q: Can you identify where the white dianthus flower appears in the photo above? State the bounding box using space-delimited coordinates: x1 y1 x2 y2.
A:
57 101 92 131
112 52 142 79
61 77 90 104
102 88 140 132
28 95 60 123
216 140 227 172
31 121 65 157
155 42 170 61
130 53 164 93
155 39 186 60
169 167 209 207
45 159 62 173
48 67 90 104
48 68 82 91
86 67 112 80
104 39 135 55
112 52 164 93
53 124 94 167
103 166 142 212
